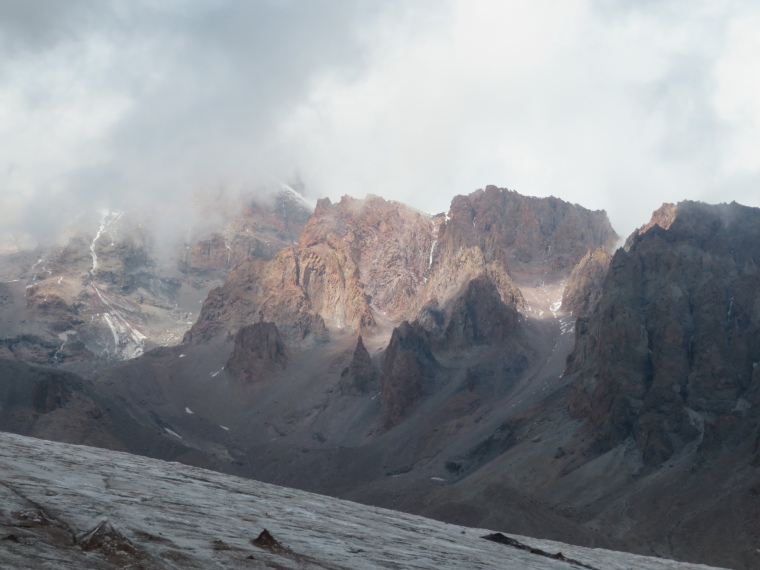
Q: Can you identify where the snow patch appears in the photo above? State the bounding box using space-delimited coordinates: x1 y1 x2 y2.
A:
429 239 437 267
164 428 183 439
89 210 123 276
185 407 194 414
92 284 146 360
280 183 316 210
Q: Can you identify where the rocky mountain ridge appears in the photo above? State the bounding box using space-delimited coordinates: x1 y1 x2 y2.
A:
567 200 760 465
0 186 312 368
2 187 758 568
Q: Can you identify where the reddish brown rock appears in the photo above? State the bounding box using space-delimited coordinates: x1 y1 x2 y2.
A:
226 322 288 383
184 242 371 344
300 194 436 321
435 185 618 281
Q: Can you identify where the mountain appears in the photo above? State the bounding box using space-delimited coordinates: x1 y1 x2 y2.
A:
418 200 760 570
0 431 727 569
0 186 312 368
80 187 627 551
2 186 758 568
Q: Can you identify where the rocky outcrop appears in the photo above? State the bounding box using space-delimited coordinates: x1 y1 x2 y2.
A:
184 243 372 344
567 201 760 464
339 336 378 395
623 202 677 250
561 247 612 317
226 322 288 383
381 322 438 427
187 194 437 344
442 275 521 347
299 194 436 321
434 185 618 281
186 188 618 347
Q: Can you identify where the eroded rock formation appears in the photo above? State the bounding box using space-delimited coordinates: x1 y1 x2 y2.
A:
226 322 288 383
381 322 438 427
340 336 379 395
567 201 760 464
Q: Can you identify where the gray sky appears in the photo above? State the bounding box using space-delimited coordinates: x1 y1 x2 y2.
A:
2 0 759 242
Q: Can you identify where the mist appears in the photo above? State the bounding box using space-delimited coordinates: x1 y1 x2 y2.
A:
2 0 760 245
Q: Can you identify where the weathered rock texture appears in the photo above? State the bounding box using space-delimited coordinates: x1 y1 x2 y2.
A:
187 187 617 349
567 201 760 465
442 276 522 348
184 243 371 344
381 322 439 427
561 247 612 317
340 336 378 395
623 202 677 250
434 185 618 281
300 195 438 321
226 322 288 383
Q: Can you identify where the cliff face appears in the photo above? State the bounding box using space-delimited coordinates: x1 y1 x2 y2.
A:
561 247 612 317
186 187 617 352
380 322 438 427
435 185 618 280
567 201 760 464
183 243 373 345
300 195 437 322
186 194 434 344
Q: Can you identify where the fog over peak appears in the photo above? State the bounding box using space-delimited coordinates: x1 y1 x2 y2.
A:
2 0 759 244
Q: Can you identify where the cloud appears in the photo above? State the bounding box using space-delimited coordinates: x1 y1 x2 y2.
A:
0 0 414 240
2 0 760 243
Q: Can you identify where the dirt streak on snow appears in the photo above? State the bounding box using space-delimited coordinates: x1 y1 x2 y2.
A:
0 432 726 570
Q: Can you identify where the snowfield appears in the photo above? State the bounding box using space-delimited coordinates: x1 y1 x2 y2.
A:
0 432 726 569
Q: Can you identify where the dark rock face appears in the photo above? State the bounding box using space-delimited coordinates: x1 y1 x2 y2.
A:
226 323 288 383
568 201 760 464
381 322 438 427
623 202 677 251
0 358 192 458
442 276 521 347
340 336 378 395
561 247 612 317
